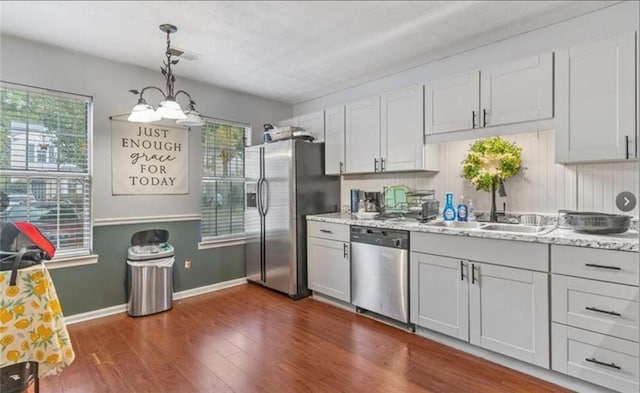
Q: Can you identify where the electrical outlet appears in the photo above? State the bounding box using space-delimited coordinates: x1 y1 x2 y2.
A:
184 259 191 269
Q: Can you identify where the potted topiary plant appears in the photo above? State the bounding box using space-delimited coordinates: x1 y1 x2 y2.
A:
462 136 523 222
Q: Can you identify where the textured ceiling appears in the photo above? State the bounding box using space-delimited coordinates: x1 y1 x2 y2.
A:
0 1 618 104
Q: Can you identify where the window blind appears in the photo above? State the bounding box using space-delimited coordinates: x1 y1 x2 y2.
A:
201 121 247 240
1 83 92 257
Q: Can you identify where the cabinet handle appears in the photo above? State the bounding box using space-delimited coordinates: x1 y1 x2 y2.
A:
380 157 385 171
339 161 344 173
585 306 622 317
585 357 621 370
471 264 477 284
482 108 488 127
585 263 621 271
472 111 476 129
343 243 348 258
320 229 333 234
625 135 629 159
460 260 465 281
374 158 379 172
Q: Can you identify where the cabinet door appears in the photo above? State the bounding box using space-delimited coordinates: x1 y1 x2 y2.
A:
345 96 380 173
298 110 325 143
469 263 549 368
556 32 637 162
381 85 424 171
324 106 345 175
410 252 469 341
425 71 479 135
480 52 553 127
307 237 350 302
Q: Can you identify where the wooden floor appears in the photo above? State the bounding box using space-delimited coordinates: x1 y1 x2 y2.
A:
40 284 569 393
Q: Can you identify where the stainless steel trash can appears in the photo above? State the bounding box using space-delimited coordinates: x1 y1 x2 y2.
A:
126 230 175 317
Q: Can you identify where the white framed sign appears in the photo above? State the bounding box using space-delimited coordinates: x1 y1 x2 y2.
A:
111 120 189 195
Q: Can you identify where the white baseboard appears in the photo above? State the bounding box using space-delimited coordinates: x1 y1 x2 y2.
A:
173 277 247 300
64 277 247 325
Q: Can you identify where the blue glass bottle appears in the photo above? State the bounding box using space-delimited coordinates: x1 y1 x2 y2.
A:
457 196 468 222
443 192 456 221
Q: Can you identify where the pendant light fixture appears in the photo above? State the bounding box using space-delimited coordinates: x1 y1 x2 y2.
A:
127 24 205 127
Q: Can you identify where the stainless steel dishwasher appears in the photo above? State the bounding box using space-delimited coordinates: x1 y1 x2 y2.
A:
351 226 410 324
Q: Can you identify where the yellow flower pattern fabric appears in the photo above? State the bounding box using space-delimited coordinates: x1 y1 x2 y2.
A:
0 265 75 376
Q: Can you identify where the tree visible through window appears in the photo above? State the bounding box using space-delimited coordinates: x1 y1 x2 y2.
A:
0 83 92 257
201 120 247 240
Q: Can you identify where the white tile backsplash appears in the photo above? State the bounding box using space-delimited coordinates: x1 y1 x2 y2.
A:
340 130 637 217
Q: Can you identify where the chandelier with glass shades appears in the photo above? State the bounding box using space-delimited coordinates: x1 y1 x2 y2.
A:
127 24 205 127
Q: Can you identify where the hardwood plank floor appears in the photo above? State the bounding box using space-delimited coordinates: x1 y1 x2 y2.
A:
39 284 570 393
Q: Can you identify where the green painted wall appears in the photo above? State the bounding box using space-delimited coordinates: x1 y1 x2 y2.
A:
48 220 245 316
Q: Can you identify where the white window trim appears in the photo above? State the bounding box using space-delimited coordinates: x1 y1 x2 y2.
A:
198 233 247 250
200 118 249 242
46 254 99 269
1 81 94 257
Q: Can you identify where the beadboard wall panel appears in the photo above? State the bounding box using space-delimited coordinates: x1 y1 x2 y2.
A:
340 130 634 217
577 162 639 217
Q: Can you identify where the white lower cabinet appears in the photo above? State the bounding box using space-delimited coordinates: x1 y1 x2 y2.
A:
550 245 640 392
307 222 350 302
552 323 639 393
411 253 469 341
410 237 550 368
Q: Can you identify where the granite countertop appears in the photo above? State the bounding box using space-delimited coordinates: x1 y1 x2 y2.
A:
307 212 639 252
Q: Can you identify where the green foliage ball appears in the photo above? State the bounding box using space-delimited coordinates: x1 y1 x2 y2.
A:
462 137 522 192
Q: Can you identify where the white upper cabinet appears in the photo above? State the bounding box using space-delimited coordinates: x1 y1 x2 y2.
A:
345 96 381 173
480 53 553 127
425 71 479 135
381 85 425 171
556 32 637 163
344 86 437 174
324 105 345 175
425 52 554 137
277 110 325 143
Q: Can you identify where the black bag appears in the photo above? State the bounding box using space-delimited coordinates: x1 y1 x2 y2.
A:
0 221 55 286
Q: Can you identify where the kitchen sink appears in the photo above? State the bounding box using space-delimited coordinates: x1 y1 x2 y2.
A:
425 221 484 229
480 223 553 234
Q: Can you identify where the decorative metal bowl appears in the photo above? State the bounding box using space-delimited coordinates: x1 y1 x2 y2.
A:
563 212 631 234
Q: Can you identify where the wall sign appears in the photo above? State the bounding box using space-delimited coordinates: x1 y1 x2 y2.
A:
111 120 188 195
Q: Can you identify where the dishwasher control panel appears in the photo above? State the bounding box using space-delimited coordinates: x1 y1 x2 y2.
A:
350 226 409 249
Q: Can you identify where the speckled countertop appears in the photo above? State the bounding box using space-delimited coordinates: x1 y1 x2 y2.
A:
307 212 639 252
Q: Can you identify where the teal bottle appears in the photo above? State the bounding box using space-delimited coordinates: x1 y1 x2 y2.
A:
443 192 456 221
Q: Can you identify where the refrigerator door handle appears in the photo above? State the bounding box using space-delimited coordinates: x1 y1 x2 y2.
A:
256 179 263 216
261 178 269 215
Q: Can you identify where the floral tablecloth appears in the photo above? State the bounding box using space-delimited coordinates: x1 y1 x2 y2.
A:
0 264 75 376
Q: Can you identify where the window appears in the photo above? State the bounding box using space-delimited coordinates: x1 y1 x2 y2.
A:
201 119 247 242
0 83 92 258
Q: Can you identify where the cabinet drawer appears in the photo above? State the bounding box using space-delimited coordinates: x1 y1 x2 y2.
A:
552 275 639 342
552 323 639 393
411 232 548 272
551 245 638 285
307 221 349 241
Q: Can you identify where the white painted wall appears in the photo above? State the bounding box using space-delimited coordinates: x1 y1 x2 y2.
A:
0 34 292 220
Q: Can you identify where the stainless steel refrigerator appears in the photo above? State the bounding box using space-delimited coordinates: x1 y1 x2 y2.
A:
245 139 340 298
